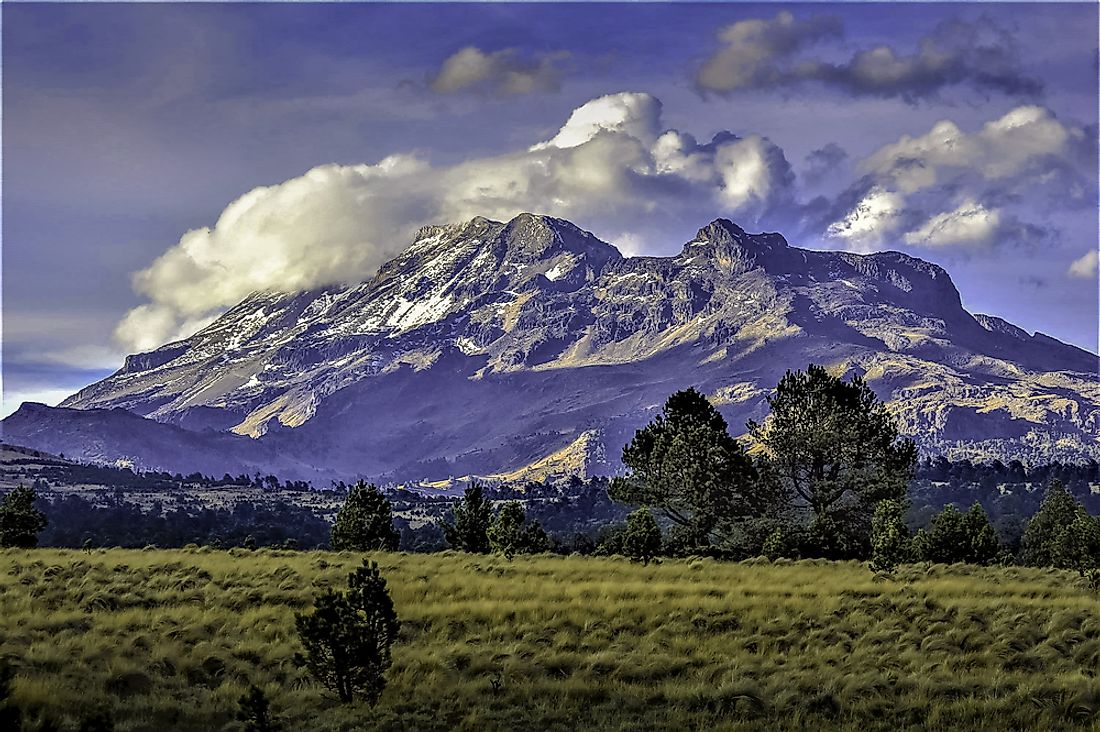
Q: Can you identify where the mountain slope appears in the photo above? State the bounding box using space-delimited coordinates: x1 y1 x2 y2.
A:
6 213 1098 479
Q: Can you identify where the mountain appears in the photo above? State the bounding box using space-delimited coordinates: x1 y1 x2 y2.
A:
4 213 1098 480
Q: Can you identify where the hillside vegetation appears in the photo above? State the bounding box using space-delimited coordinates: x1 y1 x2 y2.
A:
2 549 1100 731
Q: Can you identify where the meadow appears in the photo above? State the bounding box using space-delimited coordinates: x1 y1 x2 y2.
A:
2 549 1100 731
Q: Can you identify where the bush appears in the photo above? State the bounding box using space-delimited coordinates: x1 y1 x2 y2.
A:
295 561 400 705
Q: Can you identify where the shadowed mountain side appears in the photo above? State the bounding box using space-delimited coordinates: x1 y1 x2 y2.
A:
0 402 323 479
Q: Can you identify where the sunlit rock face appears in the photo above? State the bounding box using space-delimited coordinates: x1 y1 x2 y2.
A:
11 213 1097 480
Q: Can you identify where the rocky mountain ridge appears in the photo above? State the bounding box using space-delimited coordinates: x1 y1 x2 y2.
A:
5 213 1097 481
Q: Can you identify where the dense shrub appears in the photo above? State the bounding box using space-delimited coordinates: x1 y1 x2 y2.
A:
621 508 662 565
870 499 911 572
331 482 399 552
913 504 1001 565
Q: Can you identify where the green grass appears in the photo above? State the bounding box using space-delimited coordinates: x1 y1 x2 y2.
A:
2 549 1100 731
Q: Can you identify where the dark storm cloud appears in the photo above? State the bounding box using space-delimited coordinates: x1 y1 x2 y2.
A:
802 143 848 185
697 13 1043 102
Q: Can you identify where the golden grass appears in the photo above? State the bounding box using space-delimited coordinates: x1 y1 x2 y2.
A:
2 549 1099 731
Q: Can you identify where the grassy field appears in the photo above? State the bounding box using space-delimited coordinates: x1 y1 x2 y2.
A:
2 549 1100 731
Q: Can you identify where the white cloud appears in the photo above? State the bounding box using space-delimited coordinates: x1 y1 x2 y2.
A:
116 92 795 352
532 93 661 150
863 105 1081 194
429 46 569 96
827 105 1093 251
825 187 904 252
903 201 1001 248
1068 250 1098 279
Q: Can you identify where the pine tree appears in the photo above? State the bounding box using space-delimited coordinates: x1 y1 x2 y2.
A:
621 507 662 565
487 502 550 558
442 483 492 554
1050 508 1100 573
748 365 917 558
610 388 759 544
0 484 48 548
870 499 911 573
295 561 400 705
1022 480 1083 567
488 502 525 559
331 482 399 552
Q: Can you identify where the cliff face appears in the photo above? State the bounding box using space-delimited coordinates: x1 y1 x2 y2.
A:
5 214 1096 480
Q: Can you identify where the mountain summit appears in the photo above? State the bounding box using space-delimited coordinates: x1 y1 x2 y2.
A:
7 213 1098 480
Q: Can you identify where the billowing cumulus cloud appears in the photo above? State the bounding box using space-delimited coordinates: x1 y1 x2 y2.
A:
1068 250 1098 279
824 105 1094 252
429 46 570 95
116 92 795 351
697 13 1042 101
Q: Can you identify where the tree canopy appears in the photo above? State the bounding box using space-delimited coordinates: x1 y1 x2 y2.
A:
442 483 492 554
748 365 917 555
0 484 48 548
331 482 399 552
610 387 758 543
487 502 550 559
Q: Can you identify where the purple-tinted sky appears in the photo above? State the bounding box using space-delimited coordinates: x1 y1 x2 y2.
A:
3 2 1098 415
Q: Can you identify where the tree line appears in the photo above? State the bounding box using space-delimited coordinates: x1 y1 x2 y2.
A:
2 365 1097 572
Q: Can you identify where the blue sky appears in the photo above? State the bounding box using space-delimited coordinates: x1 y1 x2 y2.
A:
3 2 1098 415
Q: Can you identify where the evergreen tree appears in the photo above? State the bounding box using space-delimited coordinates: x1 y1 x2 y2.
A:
331 482 399 552
1021 480 1083 567
295 560 400 705
488 502 526 559
870 499 912 573
913 503 1000 565
748 365 917 558
441 483 492 554
236 685 281 732
0 484 48 548
621 507 662 565
1048 508 1100 573
487 502 550 558
610 388 759 544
